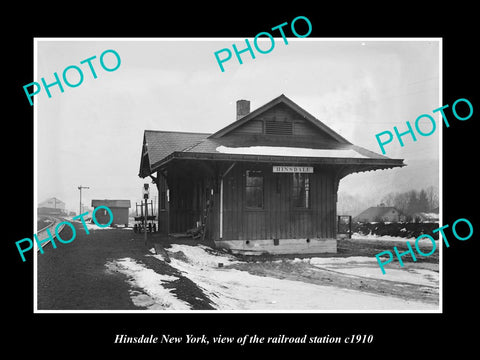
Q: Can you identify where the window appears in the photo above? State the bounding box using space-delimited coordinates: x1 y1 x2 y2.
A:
245 170 264 208
292 173 310 208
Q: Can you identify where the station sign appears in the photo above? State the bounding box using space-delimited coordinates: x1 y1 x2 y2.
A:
272 166 313 173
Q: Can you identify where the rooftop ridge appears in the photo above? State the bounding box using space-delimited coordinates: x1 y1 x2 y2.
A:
145 129 212 135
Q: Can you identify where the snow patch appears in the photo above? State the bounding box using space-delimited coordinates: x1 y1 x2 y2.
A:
303 256 438 287
215 146 367 158
309 256 380 265
167 244 239 267
105 258 190 310
157 245 437 311
71 218 112 231
351 232 439 244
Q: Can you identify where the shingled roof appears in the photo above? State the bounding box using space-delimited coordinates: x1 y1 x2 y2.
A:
142 130 210 170
139 95 405 178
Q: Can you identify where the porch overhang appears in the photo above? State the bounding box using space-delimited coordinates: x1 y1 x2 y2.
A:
139 150 405 178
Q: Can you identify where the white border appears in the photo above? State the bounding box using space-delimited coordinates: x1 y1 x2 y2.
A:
33 38 39 311
438 38 443 314
33 37 443 314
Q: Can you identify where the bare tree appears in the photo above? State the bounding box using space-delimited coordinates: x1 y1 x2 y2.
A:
394 191 411 214
418 189 429 212
380 192 397 207
425 185 439 211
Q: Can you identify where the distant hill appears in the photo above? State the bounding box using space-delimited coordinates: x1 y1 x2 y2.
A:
337 156 439 218
337 157 439 218
338 158 439 200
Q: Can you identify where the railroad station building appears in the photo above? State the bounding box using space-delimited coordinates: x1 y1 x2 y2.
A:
138 94 404 254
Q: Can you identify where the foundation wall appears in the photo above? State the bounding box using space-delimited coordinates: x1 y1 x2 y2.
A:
215 238 337 255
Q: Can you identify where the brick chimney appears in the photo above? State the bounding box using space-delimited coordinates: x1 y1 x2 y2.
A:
236 99 250 120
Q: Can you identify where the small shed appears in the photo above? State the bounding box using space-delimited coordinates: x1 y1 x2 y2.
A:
91 199 131 226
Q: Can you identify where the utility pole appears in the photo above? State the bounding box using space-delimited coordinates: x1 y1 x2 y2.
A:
78 185 90 215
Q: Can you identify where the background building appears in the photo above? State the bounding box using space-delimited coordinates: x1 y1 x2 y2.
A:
91 199 131 226
38 197 66 215
354 205 406 223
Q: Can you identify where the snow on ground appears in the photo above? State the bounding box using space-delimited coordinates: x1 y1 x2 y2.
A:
83 223 112 231
71 219 133 231
149 244 438 311
304 256 439 287
70 218 113 231
105 258 191 310
105 245 438 311
169 244 240 267
352 232 439 244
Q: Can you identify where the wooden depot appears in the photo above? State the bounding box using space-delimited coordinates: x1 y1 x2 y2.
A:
138 94 404 254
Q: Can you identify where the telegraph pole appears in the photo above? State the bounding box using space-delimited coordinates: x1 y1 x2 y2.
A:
78 185 90 215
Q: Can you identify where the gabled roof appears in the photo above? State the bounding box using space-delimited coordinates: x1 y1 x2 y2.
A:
209 94 351 144
38 197 65 207
354 206 403 220
138 95 405 178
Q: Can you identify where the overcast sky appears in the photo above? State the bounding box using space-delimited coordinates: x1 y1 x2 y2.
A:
36 38 440 213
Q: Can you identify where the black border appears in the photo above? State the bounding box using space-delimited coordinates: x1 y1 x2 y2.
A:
7 5 479 355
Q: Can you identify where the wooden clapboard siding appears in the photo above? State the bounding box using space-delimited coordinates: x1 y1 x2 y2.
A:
235 119 264 134
221 163 336 241
294 121 318 136
160 159 337 241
